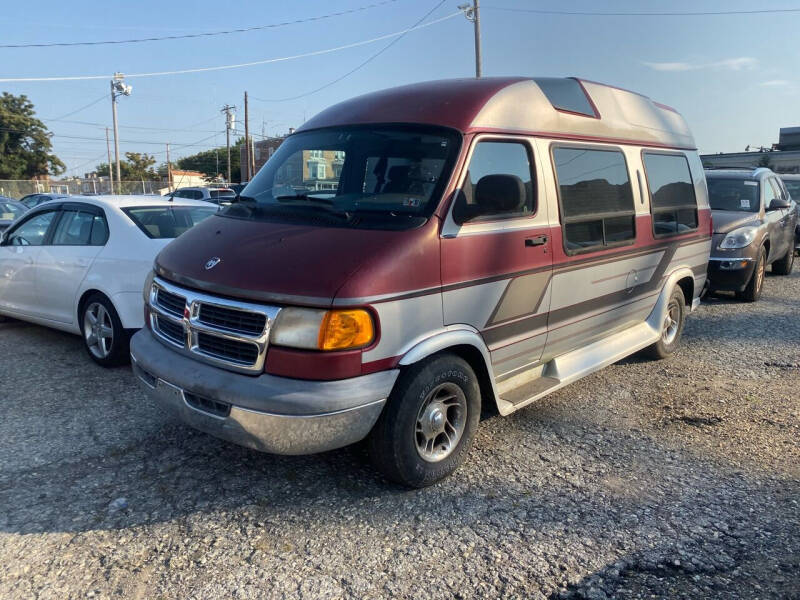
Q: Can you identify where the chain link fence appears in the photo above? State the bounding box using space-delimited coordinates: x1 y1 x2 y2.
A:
0 180 168 199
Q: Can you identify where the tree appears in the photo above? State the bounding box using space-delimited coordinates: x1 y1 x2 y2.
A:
95 152 160 181
176 137 244 182
0 92 65 178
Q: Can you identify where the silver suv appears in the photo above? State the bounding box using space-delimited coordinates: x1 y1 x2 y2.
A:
170 187 235 206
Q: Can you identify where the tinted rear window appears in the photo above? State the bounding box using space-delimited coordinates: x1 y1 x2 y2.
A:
210 190 235 199
123 206 217 239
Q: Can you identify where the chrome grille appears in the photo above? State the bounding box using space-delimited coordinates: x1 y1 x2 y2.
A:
155 315 185 346
196 332 259 365
198 303 267 335
155 288 185 318
148 276 280 374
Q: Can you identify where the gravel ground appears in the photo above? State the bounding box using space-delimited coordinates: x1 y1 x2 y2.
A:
0 270 798 600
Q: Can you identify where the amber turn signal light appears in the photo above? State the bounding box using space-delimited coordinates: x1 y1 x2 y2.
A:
317 309 374 350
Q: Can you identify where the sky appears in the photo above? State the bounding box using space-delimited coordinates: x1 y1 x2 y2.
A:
1 0 798 178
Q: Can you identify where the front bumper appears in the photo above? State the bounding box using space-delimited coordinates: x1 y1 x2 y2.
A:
706 257 756 292
130 328 398 455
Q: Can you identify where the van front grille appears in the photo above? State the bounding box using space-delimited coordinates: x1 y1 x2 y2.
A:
196 332 259 365
155 316 184 345
147 277 280 374
198 303 266 336
155 288 186 318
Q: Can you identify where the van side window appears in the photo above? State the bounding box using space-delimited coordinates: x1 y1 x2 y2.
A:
552 146 635 252
642 152 698 236
453 141 534 224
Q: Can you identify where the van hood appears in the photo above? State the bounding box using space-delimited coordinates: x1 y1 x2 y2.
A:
154 215 441 306
711 210 760 234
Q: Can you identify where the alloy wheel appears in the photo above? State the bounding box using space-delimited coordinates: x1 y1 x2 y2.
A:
415 382 467 463
83 302 114 359
661 300 680 345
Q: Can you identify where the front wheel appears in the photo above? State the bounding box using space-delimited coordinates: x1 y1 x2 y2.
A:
643 287 686 360
736 246 766 302
772 244 794 275
80 294 131 367
367 353 481 487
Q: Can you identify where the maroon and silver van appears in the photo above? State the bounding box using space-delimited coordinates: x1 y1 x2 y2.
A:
130 77 711 486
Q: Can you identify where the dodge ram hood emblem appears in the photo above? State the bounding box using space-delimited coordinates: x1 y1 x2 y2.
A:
204 257 222 270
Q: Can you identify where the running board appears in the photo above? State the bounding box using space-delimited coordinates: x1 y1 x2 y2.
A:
496 321 660 416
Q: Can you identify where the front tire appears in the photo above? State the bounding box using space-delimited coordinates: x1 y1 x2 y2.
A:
80 293 130 367
772 245 794 275
643 287 686 360
736 246 766 302
367 353 481 488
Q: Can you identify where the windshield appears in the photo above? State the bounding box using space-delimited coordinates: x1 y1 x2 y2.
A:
707 178 760 212
123 205 217 239
0 202 24 220
224 125 460 230
783 180 800 199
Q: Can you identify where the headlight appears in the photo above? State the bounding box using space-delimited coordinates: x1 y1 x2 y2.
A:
142 269 156 303
271 307 375 351
718 226 757 249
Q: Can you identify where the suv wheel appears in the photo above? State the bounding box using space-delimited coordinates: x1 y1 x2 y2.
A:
80 294 131 367
736 246 766 302
643 287 686 360
772 245 794 275
367 353 481 487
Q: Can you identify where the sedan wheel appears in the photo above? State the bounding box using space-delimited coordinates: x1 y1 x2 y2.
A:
83 302 114 359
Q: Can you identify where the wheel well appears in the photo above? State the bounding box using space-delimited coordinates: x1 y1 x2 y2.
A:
676 276 694 307
440 344 498 418
77 289 109 326
763 238 770 258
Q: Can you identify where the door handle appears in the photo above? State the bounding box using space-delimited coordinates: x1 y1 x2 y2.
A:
525 235 548 247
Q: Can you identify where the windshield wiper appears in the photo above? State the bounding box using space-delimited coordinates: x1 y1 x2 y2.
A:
274 193 335 205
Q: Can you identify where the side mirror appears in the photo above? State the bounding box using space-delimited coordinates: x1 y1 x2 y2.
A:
768 197 790 211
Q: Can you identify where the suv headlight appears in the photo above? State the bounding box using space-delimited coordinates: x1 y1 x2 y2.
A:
271 307 375 351
718 226 757 249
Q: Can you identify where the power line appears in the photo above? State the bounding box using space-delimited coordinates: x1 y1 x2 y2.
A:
0 13 461 82
483 5 800 16
0 125 223 147
254 0 447 102
44 94 107 121
0 0 401 48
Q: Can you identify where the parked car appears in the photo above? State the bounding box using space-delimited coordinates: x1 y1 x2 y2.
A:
779 173 800 254
229 183 248 196
171 186 236 206
705 168 796 301
130 77 711 486
19 193 69 209
0 195 217 365
0 197 27 234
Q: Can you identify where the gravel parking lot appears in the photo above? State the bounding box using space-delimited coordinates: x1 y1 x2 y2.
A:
1 271 798 600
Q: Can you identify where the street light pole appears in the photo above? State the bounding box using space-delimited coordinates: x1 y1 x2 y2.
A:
105 127 114 194
459 0 482 78
221 104 235 184
110 73 132 194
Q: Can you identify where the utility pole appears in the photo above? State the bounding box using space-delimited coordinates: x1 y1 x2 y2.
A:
166 143 172 193
244 92 250 182
221 104 235 184
110 72 132 193
459 0 482 78
105 127 114 194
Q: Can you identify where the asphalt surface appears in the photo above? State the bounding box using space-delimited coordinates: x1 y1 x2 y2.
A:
0 269 798 599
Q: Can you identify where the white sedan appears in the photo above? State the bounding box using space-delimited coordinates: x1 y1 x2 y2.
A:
0 195 217 366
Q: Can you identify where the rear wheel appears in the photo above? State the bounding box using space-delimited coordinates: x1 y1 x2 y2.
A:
643 287 686 360
736 246 766 302
367 353 480 487
80 294 130 367
772 245 794 275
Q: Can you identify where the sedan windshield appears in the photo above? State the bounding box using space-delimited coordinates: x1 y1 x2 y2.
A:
223 125 460 230
0 202 24 220
707 178 760 212
123 206 217 239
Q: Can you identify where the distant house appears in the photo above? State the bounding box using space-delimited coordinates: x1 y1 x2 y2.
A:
170 170 207 190
240 134 290 181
